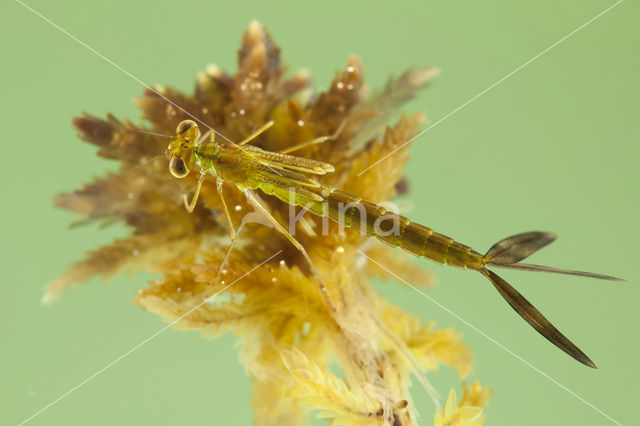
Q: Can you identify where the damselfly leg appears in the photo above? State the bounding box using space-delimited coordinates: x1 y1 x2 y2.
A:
215 178 239 281
237 120 275 146
183 171 206 213
279 119 347 154
243 188 337 311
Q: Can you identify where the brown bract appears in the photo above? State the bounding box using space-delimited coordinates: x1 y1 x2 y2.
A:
50 21 489 426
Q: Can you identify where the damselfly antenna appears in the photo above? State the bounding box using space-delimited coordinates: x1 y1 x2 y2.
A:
127 153 167 171
133 129 173 139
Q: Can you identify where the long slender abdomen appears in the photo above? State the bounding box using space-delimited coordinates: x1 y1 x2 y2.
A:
326 189 483 270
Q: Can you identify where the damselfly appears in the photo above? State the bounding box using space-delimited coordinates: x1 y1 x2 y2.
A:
164 118 621 369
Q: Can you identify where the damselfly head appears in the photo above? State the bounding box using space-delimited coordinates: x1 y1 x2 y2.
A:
167 120 200 155
166 120 199 178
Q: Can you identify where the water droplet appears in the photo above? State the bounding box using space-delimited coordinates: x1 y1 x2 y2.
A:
239 109 246 115
279 260 286 266
127 192 135 200
347 84 354 90
336 82 344 89
271 277 277 282
297 120 304 127
177 287 182 292
234 205 242 211
302 321 311 336
230 112 237 118
336 246 344 253
132 249 140 257
346 66 355 72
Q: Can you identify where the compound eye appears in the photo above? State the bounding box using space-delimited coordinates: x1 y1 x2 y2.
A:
169 156 189 178
176 119 197 134
176 120 200 141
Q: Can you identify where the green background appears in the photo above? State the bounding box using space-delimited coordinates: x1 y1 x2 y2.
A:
2 0 638 424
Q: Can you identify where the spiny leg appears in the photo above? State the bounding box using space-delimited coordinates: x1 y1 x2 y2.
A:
183 170 207 213
215 178 239 280
280 118 347 154
279 135 332 154
242 188 337 311
216 179 236 241
237 120 275 146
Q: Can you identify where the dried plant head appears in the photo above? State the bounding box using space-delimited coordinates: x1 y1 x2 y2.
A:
51 20 489 426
